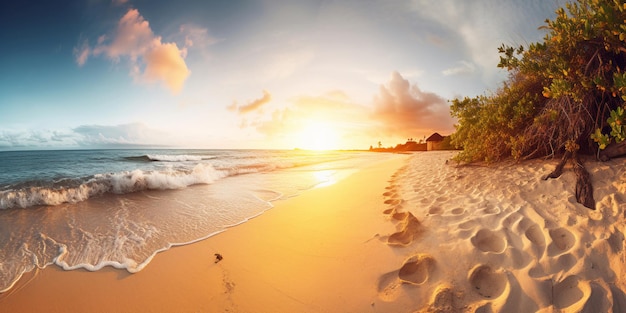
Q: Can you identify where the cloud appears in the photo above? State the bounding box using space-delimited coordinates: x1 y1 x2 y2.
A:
442 60 475 76
0 129 81 149
409 0 557 85
233 90 273 114
73 123 167 147
178 24 218 52
0 122 202 150
76 9 190 94
73 40 90 66
143 42 190 92
230 76 454 148
372 71 455 137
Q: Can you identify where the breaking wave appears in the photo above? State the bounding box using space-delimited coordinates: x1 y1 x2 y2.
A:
125 154 216 162
0 164 224 210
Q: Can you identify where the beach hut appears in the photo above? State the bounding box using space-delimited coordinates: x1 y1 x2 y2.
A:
426 132 445 151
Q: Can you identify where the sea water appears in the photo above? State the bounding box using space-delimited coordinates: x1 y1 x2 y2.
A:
0 149 395 292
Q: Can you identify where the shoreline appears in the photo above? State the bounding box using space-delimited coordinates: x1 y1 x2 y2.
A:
0 154 410 312
2 151 625 312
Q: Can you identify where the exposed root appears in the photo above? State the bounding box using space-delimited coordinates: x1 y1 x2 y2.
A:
573 155 595 209
543 151 595 210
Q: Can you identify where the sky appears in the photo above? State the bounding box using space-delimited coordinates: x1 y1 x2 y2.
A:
0 0 562 150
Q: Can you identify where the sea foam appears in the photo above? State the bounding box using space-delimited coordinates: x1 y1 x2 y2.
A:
0 163 224 210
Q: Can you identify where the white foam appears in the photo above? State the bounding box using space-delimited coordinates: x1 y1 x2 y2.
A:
0 164 226 210
146 154 214 162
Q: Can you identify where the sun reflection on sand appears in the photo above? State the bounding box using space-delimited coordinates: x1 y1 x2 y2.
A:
313 170 336 188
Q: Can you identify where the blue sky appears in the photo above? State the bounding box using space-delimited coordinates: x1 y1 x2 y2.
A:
0 0 560 150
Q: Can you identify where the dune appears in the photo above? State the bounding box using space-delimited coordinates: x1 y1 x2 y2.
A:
0 151 624 312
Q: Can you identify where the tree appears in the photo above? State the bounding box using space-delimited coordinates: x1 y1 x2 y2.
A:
450 0 626 209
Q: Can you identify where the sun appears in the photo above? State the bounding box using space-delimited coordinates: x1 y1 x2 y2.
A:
296 121 340 150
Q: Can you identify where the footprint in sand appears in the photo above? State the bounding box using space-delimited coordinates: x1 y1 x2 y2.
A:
428 206 443 215
471 229 507 253
450 207 465 216
435 196 449 203
482 206 501 215
458 220 477 230
383 208 394 215
387 213 423 246
607 230 624 253
376 254 437 302
384 199 402 205
553 253 577 272
553 275 588 310
548 227 576 256
610 285 626 313
468 197 480 204
398 254 436 285
391 211 408 221
427 285 458 312
383 202 404 215
382 191 396 197
502 213 523 229
525 224 546 247
468 265 507 299
581 282 611 313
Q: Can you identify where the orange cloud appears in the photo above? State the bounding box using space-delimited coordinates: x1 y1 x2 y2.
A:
93 9 154 61
143 42 190 93
76 9 190 94
228 90 273 114
372 71 455 137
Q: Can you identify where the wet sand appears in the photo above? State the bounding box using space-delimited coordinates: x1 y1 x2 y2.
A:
2 151 626 312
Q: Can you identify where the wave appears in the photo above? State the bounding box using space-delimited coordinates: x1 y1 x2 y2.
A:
0 164 225 210
0 151 354 210
125 154 216 162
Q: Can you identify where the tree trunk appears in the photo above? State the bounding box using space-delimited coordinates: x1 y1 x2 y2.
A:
573 154 595 210
543 151 571 180
543 151 595 210
599 140 626 161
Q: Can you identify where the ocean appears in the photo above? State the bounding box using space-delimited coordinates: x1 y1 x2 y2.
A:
0 149 396 292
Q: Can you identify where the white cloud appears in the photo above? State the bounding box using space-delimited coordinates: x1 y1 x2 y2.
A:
0 123 178 150
73 40 90 66
442 61 476 76
409 0 557 85
0 129 81 149
73 123 166 147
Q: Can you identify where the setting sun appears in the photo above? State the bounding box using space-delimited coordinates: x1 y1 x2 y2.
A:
296 121 340 150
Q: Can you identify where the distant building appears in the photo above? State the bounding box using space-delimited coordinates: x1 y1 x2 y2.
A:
426 132 445 151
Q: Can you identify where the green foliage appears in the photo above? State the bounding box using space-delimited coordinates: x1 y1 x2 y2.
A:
439 135 456 150
593 106 626 149
608 106 626 141
452 0 626 162
450 73 545 162
591 128 610 149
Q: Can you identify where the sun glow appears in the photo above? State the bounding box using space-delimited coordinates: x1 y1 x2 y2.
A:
296 121 340 151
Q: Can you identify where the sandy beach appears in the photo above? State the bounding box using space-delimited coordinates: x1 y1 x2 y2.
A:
1 151 625 312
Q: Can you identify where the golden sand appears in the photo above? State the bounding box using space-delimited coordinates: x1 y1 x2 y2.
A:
2 151 626 312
